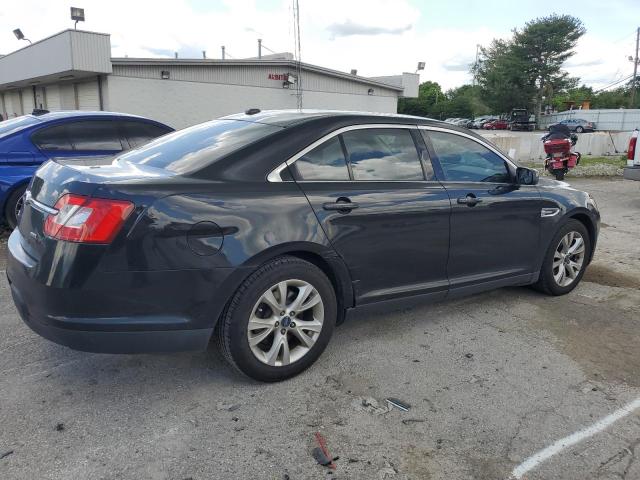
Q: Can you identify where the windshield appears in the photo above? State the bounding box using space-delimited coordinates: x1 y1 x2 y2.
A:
116 119 282 174
0 115 41 139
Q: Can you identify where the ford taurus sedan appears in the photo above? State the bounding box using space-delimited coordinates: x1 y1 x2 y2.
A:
6 110 600 382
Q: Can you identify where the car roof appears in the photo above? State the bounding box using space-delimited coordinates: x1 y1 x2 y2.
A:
32 110 160 122
221 109 440 128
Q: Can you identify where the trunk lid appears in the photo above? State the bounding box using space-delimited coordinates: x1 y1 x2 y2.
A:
19 158 175 259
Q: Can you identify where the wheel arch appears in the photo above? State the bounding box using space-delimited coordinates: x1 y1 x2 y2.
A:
236 242 354 324
568 211 597 263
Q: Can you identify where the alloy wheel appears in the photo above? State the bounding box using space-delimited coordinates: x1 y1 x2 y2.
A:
247 279 324 367
14 192 25 221
552 231 586 287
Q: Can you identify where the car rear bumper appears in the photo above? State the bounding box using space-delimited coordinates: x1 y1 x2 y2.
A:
5 229 243 354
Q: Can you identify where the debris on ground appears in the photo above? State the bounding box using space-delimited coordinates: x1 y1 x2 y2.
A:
216 402 241 411
312 447 332 466
351 397 391 415
386 398 411 412
55 423 65 432
0 450 14 460
401 418 426 425
313 432 338 470
465 353 474 359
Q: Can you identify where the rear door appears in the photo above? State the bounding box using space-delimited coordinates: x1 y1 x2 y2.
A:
421 127 543 292
291 125 451 305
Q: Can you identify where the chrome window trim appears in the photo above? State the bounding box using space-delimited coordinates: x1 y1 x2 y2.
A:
267 123 520 183
267 123 418 183
24 190 58 215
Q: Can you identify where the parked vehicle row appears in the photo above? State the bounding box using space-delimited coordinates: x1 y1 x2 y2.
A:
0 111 173 228
7 109 600 382
446 113 597 133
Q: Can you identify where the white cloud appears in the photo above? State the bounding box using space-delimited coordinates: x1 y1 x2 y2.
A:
0 0 632 91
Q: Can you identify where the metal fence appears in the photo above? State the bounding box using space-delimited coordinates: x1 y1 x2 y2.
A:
538 109 640 131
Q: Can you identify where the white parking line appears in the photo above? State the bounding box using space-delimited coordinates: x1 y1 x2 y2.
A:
511 397 640 479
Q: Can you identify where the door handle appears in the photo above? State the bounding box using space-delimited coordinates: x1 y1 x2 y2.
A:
457 194 482 206
322 198 359 212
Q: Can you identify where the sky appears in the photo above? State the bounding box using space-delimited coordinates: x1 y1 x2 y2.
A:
1 0 639 91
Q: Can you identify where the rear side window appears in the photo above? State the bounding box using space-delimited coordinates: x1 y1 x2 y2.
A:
121 121 172 149
427 131 510 183
117 119 281 174
294 137 350 181
32 125 73 150
66 121 122 151
341 128 423 181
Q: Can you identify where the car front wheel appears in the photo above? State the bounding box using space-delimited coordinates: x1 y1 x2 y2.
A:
534 219 591 296
216 256 337 382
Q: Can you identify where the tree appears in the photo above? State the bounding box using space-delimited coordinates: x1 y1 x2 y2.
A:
398 81 443 117
475 15 585 118
512 15 585 119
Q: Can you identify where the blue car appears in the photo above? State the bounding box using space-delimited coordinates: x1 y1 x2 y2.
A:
0 111 173 227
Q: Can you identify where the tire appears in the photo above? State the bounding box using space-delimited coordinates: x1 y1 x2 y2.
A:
534 219 591 296
554 170 565 181
3 185 27 229
216 256 337 382
575 126 584 133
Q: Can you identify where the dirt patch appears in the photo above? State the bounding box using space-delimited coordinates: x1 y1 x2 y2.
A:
531 293 640 388
583 263 640 290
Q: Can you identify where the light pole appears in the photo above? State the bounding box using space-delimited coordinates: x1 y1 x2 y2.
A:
70 7 85 29
13 28 32 44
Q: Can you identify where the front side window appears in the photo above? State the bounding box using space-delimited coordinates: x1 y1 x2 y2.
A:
293 136 350 181
427 131 511 183
341 128 423 181
66 121 122 151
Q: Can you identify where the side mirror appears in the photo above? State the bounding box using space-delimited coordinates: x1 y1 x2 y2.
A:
516 166 539 185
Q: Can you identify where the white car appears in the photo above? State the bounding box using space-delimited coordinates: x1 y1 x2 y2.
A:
624 129 640 180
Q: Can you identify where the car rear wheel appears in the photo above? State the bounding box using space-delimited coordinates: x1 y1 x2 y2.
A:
216 256 337 382
575 126 584 133
534 219 591 296
4 185 27 229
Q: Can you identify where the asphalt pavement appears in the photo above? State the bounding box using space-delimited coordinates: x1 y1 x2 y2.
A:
1 177 639 480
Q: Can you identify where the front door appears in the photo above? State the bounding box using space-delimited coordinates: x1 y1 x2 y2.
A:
291 126 451 305
422 128 543 290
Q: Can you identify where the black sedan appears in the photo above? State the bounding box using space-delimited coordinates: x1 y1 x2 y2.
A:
7 110 600 381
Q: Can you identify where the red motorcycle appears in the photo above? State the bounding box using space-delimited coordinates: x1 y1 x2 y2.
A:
542 126 580 181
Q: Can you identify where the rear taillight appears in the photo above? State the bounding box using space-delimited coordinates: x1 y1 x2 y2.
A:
44 194 134 243
629 134 638 163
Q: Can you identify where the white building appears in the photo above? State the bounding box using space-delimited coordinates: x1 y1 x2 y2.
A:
0 29 418 129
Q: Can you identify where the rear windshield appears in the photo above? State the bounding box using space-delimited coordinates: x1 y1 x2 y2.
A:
0 115 41 139
116 119 281 174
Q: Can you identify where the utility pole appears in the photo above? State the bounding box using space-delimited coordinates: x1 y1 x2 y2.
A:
473 44 480 87
258 39 262 59
631 27 639 108
221 46 225 60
